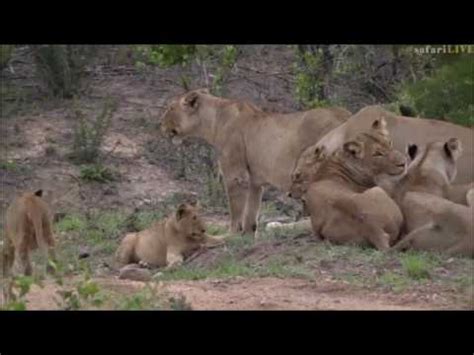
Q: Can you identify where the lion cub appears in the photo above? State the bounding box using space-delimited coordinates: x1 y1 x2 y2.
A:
3 189 56 278
116 202 224 268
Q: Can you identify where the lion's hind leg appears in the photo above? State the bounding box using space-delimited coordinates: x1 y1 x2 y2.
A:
115 233 138 267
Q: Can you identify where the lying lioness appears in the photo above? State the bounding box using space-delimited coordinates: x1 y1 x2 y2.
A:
115 202 225 268
380 138 473 257
303 117 407 250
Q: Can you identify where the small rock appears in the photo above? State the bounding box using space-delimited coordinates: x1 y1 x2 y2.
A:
78 247 91 259
119 265 152 282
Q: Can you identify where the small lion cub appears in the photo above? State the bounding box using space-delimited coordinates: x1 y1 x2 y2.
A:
116 201 225 269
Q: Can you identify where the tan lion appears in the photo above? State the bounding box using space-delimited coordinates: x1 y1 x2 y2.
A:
446 182 474 206
3 190 56 277
380 138 464 204
160 88 351 236
115 202 225 268
310 105 473 184
376 138 473 256
392 193 473 257
302 117 407 250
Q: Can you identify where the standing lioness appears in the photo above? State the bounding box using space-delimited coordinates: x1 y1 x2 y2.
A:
160 89 351 236
116 202 224 268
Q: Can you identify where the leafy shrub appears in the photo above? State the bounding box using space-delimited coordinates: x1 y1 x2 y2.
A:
294 48 328 109
79 164 116 183
70 97 117 164
0 45 14 70
135 45 197 68
397 55 472 126
32 45 98 98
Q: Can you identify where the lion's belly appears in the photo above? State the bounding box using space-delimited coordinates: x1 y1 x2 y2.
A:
135 235 167 267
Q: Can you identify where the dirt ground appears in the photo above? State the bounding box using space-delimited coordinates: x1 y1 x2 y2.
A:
8 275 465 310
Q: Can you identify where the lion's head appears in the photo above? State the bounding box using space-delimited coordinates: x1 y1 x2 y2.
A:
341 117 407 177
289 117 407 198
173 201 207 241
160 88 211 143
404 137 463 186
288 145 327 199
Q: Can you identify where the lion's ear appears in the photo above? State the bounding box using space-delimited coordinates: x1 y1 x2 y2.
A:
34 189 43 197
197 88 210 95
176 204 188 220
371 117 388 135
188 199 201 209
444 138 462 160
314 145 327 160
406 144 418 161
343 140 364 159
182 91 200 110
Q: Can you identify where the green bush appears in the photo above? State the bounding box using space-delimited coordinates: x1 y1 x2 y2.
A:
70 98 117 164
79 164 116 183
32 45 98 98
0 45 14 70
294 49 329 109
397 56 473 126
135 45 197 68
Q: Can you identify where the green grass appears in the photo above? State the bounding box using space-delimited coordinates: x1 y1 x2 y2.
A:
56 214 88 232
46 208 474 309
377 272 410 293
0 160 29 173
400 252 438 280
79 164 116 183
206 223 228 236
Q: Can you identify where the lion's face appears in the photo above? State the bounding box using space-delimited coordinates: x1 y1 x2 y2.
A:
342 118 407 180
289 118 407 198
288 146 327 199
160 89 210 141
174 202 207 241
406 138 462 183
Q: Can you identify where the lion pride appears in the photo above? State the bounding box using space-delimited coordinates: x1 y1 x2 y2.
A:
160 89 351 236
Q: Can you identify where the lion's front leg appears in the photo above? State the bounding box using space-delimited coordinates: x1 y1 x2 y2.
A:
242 184 264 237
166 250 184 269
223 177 249 234
203 234 226 247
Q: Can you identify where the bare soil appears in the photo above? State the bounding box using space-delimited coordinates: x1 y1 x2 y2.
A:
6 275 465 310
